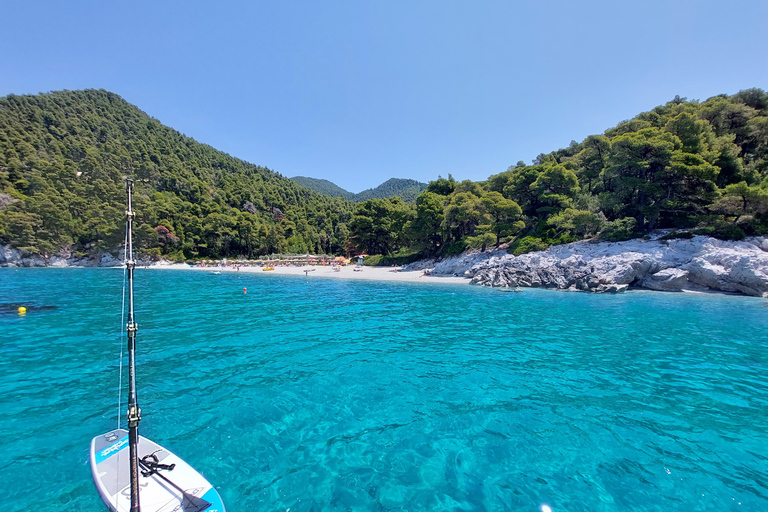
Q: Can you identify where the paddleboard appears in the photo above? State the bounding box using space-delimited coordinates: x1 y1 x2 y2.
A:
90 429 225 512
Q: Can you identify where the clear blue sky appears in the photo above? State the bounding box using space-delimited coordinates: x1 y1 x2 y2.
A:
2 1 766 193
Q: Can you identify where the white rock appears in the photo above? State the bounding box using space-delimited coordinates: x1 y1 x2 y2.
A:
49 257 69 267
442 235 768 296
641 268 689 291
0 244 22 265
99 252 123 267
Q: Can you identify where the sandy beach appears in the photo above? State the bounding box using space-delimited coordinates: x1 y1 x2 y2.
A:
150 262 470 285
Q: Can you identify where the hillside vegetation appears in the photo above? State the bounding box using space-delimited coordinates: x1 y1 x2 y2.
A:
346 90 768 259
1 88 767 263
289 176 354 200
291 176 427 202
354 178 427 203
0 89 353 260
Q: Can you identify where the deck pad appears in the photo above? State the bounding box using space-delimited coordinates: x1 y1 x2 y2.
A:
90 429 225 512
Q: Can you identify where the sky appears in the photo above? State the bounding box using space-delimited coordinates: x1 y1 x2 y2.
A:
2 1 767 193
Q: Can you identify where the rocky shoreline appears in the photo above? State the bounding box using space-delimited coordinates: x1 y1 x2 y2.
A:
404 234 768 297
4 233 768 297
0 245 154 268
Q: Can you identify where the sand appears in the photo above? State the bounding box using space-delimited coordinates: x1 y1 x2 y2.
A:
149 263 470 285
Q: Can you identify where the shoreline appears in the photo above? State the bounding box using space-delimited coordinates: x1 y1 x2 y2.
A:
3 233 767 296
3 261 765 298
148 263 470 285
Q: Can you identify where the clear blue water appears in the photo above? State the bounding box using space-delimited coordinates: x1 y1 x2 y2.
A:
1 268 767 512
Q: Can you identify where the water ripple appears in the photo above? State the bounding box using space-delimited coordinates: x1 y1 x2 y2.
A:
1 269 767 511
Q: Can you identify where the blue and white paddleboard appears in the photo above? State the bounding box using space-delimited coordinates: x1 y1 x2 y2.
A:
90 429 225 512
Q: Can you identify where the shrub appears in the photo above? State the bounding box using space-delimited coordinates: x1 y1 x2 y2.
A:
692 226 715 236
143 247 162 259
711 224 746 240
442 240 466 256
166 250 186 263
509 236 550 256
736 218 768 236
363 252 422 267
659 231 695 241
464 232 497 250
551 233 577 246
598 217 639 242
363 254 384 266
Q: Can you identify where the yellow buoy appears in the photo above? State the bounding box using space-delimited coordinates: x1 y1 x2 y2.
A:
18 306 26 314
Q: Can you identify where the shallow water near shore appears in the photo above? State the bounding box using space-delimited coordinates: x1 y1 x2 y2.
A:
1 268 767 512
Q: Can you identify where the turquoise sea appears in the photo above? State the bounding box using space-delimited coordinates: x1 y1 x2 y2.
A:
1 268 767 512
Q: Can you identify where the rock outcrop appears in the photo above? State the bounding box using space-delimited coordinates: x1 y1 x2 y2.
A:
0 245 22 266
0 245 146 268
409 235 768 297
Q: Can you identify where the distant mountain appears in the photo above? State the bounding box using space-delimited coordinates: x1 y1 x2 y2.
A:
290 176 354 200
354 178 428 202
291 176 428 202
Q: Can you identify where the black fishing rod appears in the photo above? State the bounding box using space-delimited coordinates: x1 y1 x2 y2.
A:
125 179 142 512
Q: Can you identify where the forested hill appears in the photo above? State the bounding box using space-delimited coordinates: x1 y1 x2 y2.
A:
0 89 354 260
2 88 767 264
345 89 768 259
290 176 428 202
354 178 427 202
290 176 354 200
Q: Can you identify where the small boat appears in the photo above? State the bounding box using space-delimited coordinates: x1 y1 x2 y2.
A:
262 266 275 271
89 180 225 512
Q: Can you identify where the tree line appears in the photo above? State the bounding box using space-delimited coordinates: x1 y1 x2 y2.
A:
346 90 768 259
1 88 766 263
0 89 354 261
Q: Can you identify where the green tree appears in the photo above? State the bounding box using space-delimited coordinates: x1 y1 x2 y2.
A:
500 165 542 216
575 135 610 192
605 128 678 230
547 208 605 237
348 198 406 255
442 192 485 243
714 181 768 224
426 175 457 196
480 191 524 246
664 112 713 155
0 89 356 260
404 191 445 254
464 224 497 251
529 164 580 216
